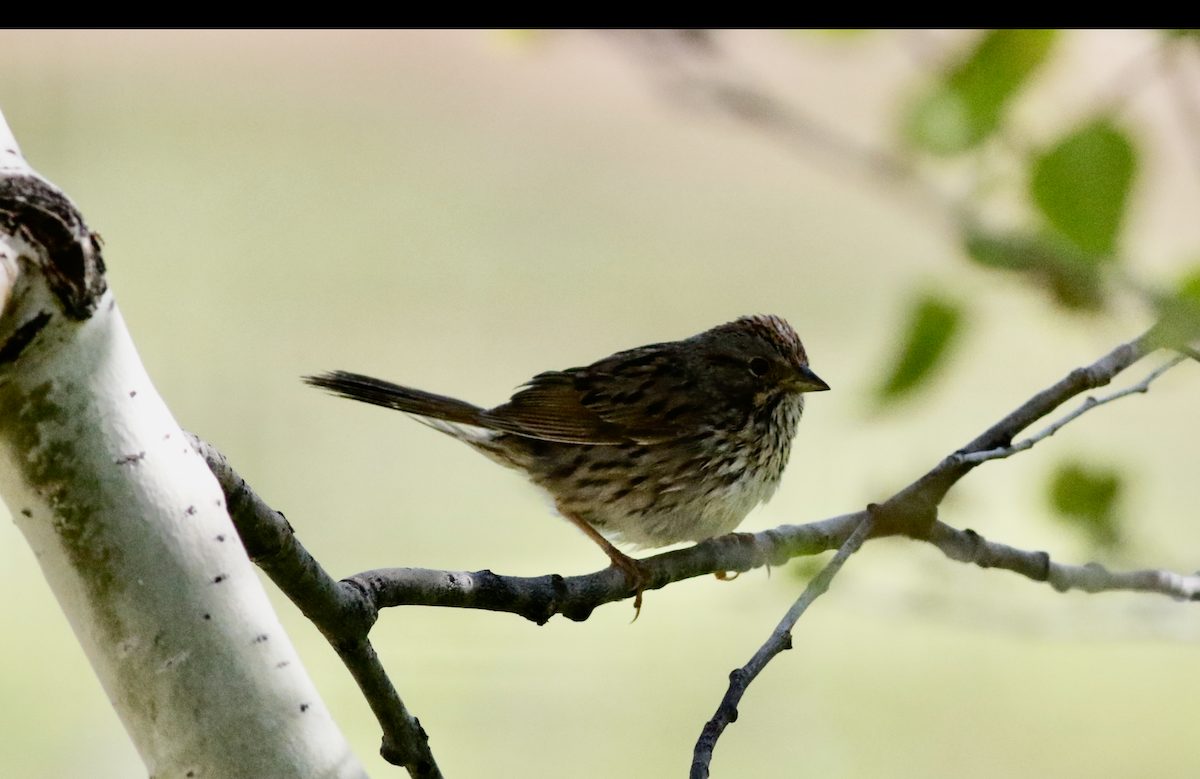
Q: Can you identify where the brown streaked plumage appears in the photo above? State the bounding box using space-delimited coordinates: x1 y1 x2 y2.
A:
305 314 828 611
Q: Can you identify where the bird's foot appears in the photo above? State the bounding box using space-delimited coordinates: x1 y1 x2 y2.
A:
560 511 654 619
606 551 653 620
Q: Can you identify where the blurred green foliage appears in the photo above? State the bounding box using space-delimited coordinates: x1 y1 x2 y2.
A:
1031 121 1135 257
1047 461 1123 550
1180 266 1200 302
886 30 1165 406
876 293 962 404
886 30 1200 545
965 231 1106 310
906 29 1056 155
1151 264 1200 349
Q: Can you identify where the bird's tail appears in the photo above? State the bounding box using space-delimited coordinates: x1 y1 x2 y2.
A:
303 371 486 427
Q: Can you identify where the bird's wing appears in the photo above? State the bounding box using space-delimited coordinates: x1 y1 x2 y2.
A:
484 345 710 445
482 369 632 444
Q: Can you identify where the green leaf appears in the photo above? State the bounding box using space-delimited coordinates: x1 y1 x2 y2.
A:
1031 121 1137 256
1180 265 1200 303
966 232 1041 271
1048 461 1122 549
1150 263 1200 348
907 29 1057 155
965 231 1106 310
877 293 963 404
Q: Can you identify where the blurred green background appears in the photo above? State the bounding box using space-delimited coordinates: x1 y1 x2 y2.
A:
1 30 1199 778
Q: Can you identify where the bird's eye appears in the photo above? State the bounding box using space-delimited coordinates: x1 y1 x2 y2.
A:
748 357 770 377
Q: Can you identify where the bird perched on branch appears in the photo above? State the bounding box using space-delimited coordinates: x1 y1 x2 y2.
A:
305 314 828 612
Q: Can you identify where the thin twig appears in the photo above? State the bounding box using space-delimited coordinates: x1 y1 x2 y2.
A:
690 511 877 779
927 521 1200 600
867 330 1155 540
956 332 1153 456
959 354 1186 465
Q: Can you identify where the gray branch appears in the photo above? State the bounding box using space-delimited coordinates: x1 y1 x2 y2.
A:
685 327 1191 772
960 355 1187 465
188 434 441 779
690 510 876 779
928 521 1200 599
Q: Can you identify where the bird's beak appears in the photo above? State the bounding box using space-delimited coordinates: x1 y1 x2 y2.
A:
792 365 830 393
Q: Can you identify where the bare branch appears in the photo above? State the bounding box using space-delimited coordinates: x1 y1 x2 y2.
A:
188 434 442 779
690 510 876 779
350 513 857 622
960 354 1187 465
928 521 1200 600
956 332 1154 457
864 330 1155 540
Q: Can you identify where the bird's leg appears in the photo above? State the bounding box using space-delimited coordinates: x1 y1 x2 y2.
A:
561 512 651 616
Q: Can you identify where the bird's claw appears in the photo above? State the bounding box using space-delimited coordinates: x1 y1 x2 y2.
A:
608 554 652 621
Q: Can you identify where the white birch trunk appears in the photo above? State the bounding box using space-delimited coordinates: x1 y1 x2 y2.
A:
0 107 369 779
